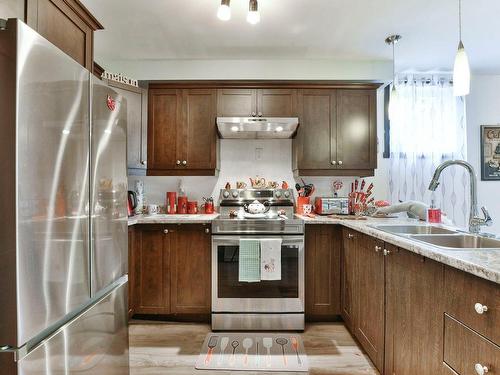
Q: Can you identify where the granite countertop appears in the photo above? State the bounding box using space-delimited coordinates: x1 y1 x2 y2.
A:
297 214 500 284
128 213 219 226
128 213 500 284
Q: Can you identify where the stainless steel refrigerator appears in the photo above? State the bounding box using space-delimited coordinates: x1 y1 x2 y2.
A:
0 19 129 374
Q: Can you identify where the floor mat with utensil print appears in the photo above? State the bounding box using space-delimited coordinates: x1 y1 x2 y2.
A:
195 333 308 372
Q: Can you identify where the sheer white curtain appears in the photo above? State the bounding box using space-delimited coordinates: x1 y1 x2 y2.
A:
389 75 469 227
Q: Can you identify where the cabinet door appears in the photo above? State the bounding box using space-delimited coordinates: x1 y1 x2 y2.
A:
294 89 336 170
170 225 211 314
355 234 385 372
147 89 182 171
108 83 147 173
305 225 341 319
385 245 444 375
257 89 298 117
181 89 218 170
26 0 100 69
341 228 358 332
217 89 257 117
336 90 377 170
135 226 171 314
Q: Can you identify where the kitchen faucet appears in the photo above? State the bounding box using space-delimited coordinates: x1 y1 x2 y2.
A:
428 160 493 234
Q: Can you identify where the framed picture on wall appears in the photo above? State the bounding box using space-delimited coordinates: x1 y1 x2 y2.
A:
480 125 500 180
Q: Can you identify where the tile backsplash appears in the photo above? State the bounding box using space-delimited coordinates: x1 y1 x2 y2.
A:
129 139 384 207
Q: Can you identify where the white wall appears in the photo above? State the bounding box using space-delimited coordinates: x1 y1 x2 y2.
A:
129 88 390 208
466 75 500 234
0 0 23 19
103 59 392 81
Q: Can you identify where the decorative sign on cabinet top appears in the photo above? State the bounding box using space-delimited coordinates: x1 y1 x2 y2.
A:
102 71 138 88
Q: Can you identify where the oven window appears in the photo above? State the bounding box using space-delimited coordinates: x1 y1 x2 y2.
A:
217 245 299 298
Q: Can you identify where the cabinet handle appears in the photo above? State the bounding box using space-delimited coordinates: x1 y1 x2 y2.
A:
338 160 343 166
375 245 382 253
347 233 354 239
163 229 169 234
475 364 489 375
251 112 256 117
205 228 210 234
474 303 488 314
331 160 337 165
140 160 147 166
258 111 263 117
176 160 181 165
182 160 187 166
383 249 391 256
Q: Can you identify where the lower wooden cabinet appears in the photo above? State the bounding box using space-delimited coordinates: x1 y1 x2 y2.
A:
341 228 358 331
384 245 444 375
443 315 500 375
305 225 341 320
130 224 211 318
355 234 385 372
170 225 211 314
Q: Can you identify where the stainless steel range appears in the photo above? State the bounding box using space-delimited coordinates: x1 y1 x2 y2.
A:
211 188 305 331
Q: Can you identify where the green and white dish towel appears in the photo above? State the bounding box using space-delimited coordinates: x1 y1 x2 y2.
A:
238 239 261 282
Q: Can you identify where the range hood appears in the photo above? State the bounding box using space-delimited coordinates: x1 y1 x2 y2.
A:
217 117 299 139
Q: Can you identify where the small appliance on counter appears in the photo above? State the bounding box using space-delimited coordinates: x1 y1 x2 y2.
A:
128 190 137 216
314 197 349 215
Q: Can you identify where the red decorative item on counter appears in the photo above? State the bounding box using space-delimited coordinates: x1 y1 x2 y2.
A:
203 201 214 214
296 196 311 215
166 192 177 214
177 196 188 214
187 201 198 214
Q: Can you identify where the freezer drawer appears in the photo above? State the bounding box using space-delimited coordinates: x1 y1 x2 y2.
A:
18 278 129 375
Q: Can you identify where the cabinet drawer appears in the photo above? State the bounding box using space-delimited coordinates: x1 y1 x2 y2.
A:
444 314 500 375
445 267 500 344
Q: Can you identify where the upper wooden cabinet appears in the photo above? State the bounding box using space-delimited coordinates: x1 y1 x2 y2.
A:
25 0 103 70
305 225 341 320
217 88 297 117
106 80 148 175
293 89 377 176
147 87 219 176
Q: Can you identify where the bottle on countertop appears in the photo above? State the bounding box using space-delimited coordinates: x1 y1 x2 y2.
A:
427 200 442 223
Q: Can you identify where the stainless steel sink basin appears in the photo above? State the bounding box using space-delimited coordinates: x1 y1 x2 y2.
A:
374 224 457 235
410 234 500 249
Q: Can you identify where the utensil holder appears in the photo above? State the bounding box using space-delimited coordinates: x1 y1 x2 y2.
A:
296 196 311 214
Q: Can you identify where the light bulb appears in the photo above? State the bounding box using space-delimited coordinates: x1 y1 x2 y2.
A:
275 126 284 132
247 11 260 24
217 0 231 21
453 41 470 96
388 85 398 121
247 0 260 24
230 126 239 132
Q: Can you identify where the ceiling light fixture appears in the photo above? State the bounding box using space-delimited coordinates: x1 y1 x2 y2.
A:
217 0 231 21
453 0 470 96
385 34 402 121
247 0 260 25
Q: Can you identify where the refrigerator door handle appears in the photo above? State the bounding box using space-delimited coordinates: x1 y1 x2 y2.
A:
0 345 18 352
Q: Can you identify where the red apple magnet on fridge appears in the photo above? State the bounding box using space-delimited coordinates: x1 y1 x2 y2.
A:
106 95 116 111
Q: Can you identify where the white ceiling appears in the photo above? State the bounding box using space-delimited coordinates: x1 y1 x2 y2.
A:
82 0 500 74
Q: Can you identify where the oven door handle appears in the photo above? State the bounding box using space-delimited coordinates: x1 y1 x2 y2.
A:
211 235 304 245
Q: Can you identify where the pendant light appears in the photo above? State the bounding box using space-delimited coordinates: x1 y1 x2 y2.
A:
247 0 260 25
217 0 231 21
453 0 470 96
385 34 402 121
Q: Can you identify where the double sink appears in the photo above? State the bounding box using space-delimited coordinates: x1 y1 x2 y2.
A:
372 224 500 250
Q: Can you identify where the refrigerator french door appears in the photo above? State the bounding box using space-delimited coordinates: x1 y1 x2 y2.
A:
0 19 129 374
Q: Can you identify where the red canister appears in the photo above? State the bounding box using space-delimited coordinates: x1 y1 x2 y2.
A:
166 192 177 214
177 196 188 214
203 201 214 214
187 201 198 214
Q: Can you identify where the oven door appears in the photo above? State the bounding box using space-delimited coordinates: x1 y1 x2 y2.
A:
211 235 304 313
